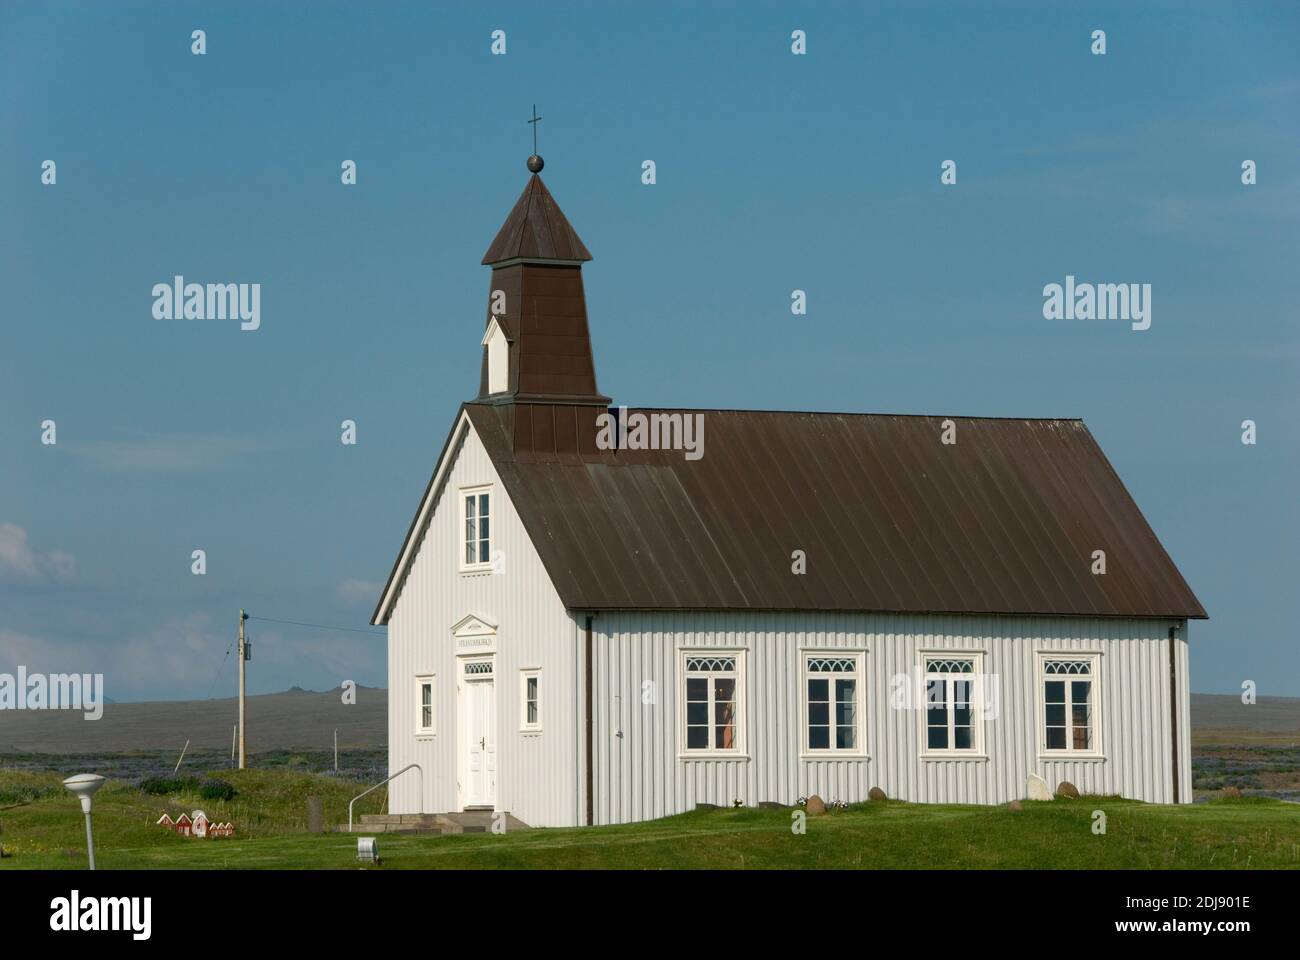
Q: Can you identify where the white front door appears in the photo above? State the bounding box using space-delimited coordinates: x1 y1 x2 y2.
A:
459 658 497 808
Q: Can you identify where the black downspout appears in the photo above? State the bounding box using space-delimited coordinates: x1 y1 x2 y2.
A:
585 615 594 826
1168 625 1180 804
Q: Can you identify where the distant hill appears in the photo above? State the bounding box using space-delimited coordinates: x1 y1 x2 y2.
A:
0 686 385 754
0 688 1294 754
1190 693 1300 745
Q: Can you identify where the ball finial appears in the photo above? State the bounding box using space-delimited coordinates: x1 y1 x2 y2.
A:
527 154 544 174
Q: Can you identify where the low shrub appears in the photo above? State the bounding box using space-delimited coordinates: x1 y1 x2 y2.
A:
199 778 237 802
139 776 199 796
0 784 62 805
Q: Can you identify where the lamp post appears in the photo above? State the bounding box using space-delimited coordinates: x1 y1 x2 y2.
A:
62 773 105 870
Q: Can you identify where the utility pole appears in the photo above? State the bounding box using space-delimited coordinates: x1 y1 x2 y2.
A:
238 608 248 769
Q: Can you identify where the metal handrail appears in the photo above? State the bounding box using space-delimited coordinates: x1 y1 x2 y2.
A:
348 763 423 832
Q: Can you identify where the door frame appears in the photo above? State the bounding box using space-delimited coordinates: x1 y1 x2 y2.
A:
456 653 497 810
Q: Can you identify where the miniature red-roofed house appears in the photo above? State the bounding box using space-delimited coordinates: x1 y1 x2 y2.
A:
157 810 234 838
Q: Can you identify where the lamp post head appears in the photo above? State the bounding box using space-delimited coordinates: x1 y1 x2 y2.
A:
63 773 105 814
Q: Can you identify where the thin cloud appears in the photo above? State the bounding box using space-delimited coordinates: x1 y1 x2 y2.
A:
66 435 267 472
1211 76 1300 104
338 578 381 606
0 523 75 582
0 614 228 700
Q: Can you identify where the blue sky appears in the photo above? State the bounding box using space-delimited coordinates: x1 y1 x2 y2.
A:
1 1 1297 701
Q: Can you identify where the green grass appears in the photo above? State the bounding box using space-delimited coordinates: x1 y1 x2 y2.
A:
0 767 387 868
1 767 1296 869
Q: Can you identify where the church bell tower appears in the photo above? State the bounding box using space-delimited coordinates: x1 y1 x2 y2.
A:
475 151 611 455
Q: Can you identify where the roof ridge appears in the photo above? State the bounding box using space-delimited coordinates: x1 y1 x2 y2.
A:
602 406 1085 422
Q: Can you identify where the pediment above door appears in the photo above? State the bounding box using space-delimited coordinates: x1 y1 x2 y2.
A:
451 613 498 652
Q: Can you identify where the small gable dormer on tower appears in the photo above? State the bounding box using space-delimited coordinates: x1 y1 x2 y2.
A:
481 314 514 396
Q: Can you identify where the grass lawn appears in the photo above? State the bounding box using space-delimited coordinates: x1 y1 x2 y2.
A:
2 766 1297 869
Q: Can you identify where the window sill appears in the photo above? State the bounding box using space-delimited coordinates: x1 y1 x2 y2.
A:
1038 753 1106 762
520 729 542 736
920 753 989 761
799 753 871 762
458 565 493 576
678 753 750 762
415 734 436 741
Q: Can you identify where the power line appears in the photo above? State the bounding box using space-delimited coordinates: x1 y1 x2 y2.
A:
201 638 235 702
245 614 385 636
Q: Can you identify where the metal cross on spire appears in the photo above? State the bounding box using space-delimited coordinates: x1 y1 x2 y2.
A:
526 105 545 173
528 104 542 154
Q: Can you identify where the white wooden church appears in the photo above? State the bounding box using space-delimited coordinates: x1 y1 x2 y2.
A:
372 156 1206 827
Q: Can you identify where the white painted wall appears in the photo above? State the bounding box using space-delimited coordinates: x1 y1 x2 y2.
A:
588 611 1191 824
385 413 580 827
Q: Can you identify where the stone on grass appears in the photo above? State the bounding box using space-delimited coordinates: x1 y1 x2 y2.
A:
1055 781 1080 800
306 795 324 834
868 787 887 802
1007 800 1023 812
694 802 718 812
805 794 827 816
1026 773 1053 801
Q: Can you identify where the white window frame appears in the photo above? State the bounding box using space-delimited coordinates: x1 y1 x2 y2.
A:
458 484 493 573
918 651 987 759
799 650 868 758
415 674 435 738
1035 652 1104 759
519 668 541 733
677 649 747 759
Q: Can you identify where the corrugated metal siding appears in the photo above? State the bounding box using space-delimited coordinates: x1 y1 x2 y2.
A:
590 611 1189 824
386 413 580 826
1177 635 1192 803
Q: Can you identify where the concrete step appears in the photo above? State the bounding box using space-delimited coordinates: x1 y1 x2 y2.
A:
336 823 445 835
340 811 530 835
436 811 530 833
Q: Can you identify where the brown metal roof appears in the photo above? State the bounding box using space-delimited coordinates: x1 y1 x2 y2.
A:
464 404 1206 619
482 175 593 264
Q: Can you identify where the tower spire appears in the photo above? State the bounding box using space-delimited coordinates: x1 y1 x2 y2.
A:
476 155 607 409
481 173 592 264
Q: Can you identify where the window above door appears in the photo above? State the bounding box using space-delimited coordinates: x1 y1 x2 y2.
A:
459 485 493 572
